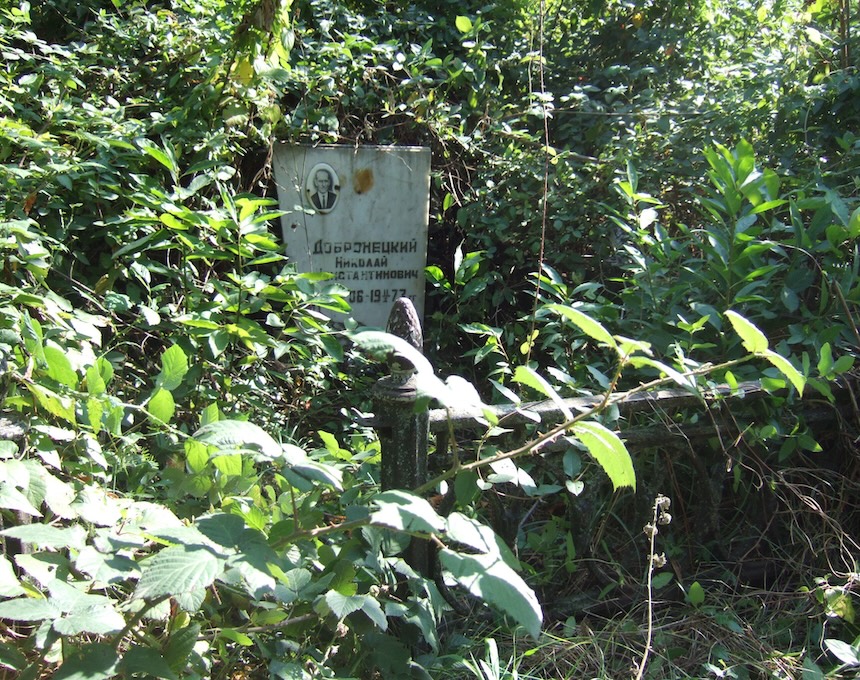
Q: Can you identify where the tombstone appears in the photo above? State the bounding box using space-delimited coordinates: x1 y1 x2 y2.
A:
272 145 431 328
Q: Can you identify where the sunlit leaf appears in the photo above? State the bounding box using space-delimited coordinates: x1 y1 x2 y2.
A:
193 420 282 461
148 388 175 424
512 365 572 420
439 548 542 638
762 349 804 395
571 421 635 491
824 639 860 667
545 304 617 350
370 490 445 534
725 310 768 353
134 545 224 600
455 15 473 33
156 344 188 392
43 346 77 388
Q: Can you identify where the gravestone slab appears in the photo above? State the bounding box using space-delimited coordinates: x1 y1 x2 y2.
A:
272 144 431 328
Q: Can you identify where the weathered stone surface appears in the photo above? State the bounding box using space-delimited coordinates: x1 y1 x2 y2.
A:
273 145 431 328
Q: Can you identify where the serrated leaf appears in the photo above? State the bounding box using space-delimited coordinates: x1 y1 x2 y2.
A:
70 485 122 527
54 643 120 680
148 387 175 424
43 346 78 388
53 603 125 635
135 545 224 600
119 646 178 680
545 304 617 350
360 596 387 630
184 439 210 473
156 344 188 391
196 512 246 548
370 490 445 534
0 597 59 621
1 524 86 550
762 349 804 395
725 310 768 353
193 420 282 461
27 383 76 424
75 545 140 584
571 421 636 491
163 623 201 673
324 591 366 619
439 548 542 638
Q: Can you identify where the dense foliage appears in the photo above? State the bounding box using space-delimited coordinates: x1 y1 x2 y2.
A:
0 0 858 678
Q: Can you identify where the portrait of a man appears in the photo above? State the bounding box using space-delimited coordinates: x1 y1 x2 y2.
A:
307 164 339 213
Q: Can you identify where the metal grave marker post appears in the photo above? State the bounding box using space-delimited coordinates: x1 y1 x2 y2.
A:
272 145 431 328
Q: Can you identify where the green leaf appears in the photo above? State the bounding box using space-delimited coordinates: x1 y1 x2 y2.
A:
725 310 768 353
455 15 473 33
0 555 25 598
0 597 60 621
687 581 705 607
139 139 178 177
350 330 433 375
651 571 674 590
0 524 86 550
119 647 178 680
324 591 367 619
627 357 695 389
134 545 224 600
571 421 636 491
75 545 140 584
445 513 519 569
824 639 860 666
27 383 76 424
370 490 446 534
156 344 188 391
218 628 254 646
0 482 42 517
512 366 572 420
848 206 860 238
762 349 804 395
163 623 201 673
43 346 78 388
802 656 825 679
53 602 126 635
439 548 542 638
545 304 617 350
54 644 119 680
184 439 210 473
212 454 241 476
148 388 175 424
193 420 282 461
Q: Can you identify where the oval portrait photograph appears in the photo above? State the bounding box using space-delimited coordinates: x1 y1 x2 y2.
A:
306 163 340 214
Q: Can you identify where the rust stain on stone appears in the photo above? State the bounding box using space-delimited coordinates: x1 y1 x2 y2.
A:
353 168 374 194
